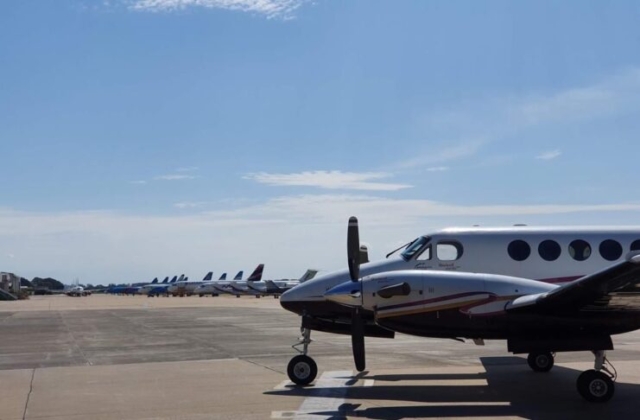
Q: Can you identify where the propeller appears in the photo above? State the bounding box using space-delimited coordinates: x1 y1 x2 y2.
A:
347 216 366 372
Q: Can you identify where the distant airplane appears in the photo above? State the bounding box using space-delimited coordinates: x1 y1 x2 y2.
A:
228 264 265 297
167 272 213 297
211 271 244 295
194 273 228 297
248 269 318 298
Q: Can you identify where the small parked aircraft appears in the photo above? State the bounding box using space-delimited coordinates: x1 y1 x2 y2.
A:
281 218 640 402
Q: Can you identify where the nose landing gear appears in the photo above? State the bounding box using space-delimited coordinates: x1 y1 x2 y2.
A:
287 327 318 385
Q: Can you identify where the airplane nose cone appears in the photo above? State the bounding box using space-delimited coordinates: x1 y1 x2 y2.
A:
324 281 362 307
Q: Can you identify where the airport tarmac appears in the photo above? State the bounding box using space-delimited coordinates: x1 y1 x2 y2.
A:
2 295 640 419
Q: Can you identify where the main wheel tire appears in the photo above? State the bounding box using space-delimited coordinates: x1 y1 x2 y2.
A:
527 351 554 372
577 370 615 402
287 355 318 386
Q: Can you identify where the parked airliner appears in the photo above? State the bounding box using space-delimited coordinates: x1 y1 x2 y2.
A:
167 272 213 297
194 273 228 297
248 269 319 297
281 219 640 402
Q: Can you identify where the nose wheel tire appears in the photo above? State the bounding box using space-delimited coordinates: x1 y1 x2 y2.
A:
527 351 554 372
287 355 318 386
577 370 615 402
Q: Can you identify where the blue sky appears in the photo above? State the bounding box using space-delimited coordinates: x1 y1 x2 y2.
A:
2 0 640 284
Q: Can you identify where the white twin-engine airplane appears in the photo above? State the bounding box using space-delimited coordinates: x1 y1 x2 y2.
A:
280 218 640 402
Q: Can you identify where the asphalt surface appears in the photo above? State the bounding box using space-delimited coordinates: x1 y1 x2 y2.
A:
2 295 640 419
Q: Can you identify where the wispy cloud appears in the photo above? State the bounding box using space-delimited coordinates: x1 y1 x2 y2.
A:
396 140 485 169
127 0 309 19
4 196 640 284
426 166 449 172
401 68 640 169
154 174 197 181
129 180 148 185
176 166 199 172
245 171 412 191
174 202 204 209
536 150 562 160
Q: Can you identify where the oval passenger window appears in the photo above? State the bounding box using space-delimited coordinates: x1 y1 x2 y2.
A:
538 240 561 261
599 239 622 261
569 239 591 261
508 240 531 262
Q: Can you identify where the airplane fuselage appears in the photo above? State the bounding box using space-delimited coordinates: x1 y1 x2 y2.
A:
281 227 640 336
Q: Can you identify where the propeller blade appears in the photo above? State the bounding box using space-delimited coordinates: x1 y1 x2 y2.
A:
351 307 366 372
347 216 360 282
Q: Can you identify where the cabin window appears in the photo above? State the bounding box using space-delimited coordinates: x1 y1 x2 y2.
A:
436 241 463 261
508 240 531 261
569 239 591 261
416 245 432 260
599 239 622 261
401 236 430 260
538 240 561 261
631 240 640 252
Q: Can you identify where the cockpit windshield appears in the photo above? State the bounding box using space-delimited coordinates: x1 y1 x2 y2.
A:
400 236 430 260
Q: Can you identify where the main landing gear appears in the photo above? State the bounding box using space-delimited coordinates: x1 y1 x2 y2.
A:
527 351 555 372
287 327 317 386
526 350 617 402
577 350 616 402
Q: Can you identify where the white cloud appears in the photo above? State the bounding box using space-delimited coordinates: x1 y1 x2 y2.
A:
426 166 449 172
536 150 562 160
174 202 204 209
127 0 308 19
396 140 485 169
154 174 197 180
245 171 412 191
402 68 640 169
3 196 640 284
176 166 199 172
129 180 147 185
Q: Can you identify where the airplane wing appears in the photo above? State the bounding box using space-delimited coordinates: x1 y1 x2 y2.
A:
507 253 640 314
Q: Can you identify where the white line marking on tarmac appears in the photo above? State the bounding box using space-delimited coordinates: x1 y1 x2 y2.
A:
272 370 357 420
363 379 375 387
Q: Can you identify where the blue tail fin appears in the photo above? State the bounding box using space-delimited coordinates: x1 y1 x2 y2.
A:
151 278 158 284
177 274 185 282
299 269 319 283
219 273 227 280
233 271 243 281
203 271 213 281
170 276 178 283
247 264 264 282
161 277 169 284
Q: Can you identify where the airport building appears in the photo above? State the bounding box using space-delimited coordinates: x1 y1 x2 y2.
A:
0 272 20 300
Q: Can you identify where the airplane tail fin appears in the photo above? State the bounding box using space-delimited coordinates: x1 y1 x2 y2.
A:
233 271 243 281
247 264 265 282
184 277 189 282
170 276 178 283
151 278 158 284
161 277 169 284
177 274 185 282
203 271 213 281
219 273 227 280
298 269 319 283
